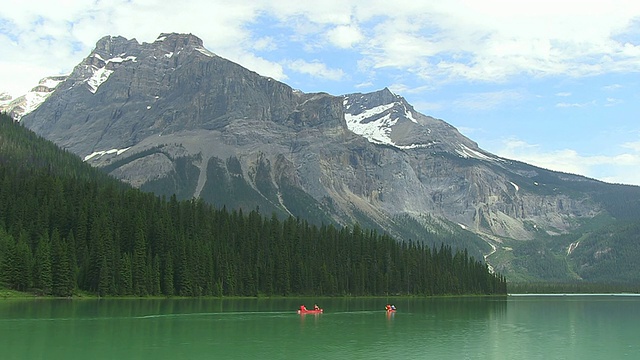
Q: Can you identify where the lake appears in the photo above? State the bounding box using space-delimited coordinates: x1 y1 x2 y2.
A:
1 295 639 359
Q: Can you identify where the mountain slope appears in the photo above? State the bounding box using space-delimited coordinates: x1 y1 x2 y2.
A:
0 112 506 297
18 33 640 282
0 76 66 121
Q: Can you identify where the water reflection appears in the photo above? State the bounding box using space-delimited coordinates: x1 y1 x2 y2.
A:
1 295 634 360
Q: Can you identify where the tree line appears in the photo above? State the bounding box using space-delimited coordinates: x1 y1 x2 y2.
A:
0 113 506 297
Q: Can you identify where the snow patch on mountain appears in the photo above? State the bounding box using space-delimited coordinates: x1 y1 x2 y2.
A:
343 93 432 149
22 91 53 115
195 47 215 57
87 68 114 93
84 147 131 161
344 101 398 146
0 76 66 121
86 53 136 93
403 105 418 124
456 144 502 162
509 181 519 192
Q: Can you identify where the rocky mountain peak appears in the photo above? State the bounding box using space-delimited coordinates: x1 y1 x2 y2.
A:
343 88 477 153
349 87 398 110
93 35 139 57
154 32 206 53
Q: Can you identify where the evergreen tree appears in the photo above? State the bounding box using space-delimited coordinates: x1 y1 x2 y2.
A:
132 226 147 296
0 228 14 288
119 253 133 295
12 231 32 291
51 229 73 297
161 252 174 296
33 233 52 295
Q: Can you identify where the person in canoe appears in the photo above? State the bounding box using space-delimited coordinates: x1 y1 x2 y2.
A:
385 304 391 311
314 304 320 311
300 305 307 312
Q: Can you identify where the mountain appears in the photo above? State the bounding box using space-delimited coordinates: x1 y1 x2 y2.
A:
17 33 640 283
0 76 66 121
0 112 506 297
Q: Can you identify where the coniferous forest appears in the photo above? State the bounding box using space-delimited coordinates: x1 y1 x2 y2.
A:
0 113 506 297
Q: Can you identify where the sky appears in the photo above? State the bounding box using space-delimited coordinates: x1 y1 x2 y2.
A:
2 0 640 185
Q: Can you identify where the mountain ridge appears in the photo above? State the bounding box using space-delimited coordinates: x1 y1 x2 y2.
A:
12 32 640 282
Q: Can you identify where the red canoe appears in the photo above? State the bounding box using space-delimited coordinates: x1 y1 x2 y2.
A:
297 308 323 314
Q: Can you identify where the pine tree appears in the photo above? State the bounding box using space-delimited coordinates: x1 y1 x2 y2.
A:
161 252 174 296
12 231 32 291
132 226 147 296
0 228 14 288
33 233 52 295
51 229 73 297
119 253 133 295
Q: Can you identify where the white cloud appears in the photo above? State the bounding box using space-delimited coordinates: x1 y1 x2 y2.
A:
3 0 640 95
603 84 623 91
326 25 363 48
229 52 287 81
555 101 594 108
252 37 277 51
495 137 640 186
605 97 624 106
353 0 640 83
354 81 374 89
622 141 640 152
555 92 572 97
286 59 345 81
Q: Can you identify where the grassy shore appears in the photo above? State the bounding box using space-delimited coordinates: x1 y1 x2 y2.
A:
0 288 34 299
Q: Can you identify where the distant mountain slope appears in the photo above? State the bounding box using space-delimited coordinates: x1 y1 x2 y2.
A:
0 77 66 121
17 33 640 282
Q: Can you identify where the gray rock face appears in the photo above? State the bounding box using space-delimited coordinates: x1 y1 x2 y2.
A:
20 33 618 268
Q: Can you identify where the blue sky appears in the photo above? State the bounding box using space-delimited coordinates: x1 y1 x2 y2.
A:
2 0 640 185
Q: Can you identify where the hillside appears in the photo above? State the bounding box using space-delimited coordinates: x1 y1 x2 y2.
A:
0 113 506 296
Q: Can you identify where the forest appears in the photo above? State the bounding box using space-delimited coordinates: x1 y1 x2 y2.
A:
0 113 506 297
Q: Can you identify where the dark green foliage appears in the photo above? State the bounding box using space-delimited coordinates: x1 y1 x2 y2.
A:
199 156 285 217
492 213 640 285
100 146 166 174
33 233 52 294
252 154 281 206
392 214 490 261
0 113 505 296
510 240 570 282
278 181 337 227
140 154 200 200
51 229 73 297
6 231 31 291
567 220 640 282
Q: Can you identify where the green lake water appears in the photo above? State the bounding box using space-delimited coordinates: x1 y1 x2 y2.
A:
1 295 639 359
